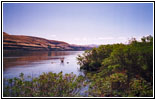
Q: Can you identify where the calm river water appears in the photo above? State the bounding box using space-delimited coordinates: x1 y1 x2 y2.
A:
3 50 84 79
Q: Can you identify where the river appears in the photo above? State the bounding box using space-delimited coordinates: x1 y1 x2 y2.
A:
3 50 84 79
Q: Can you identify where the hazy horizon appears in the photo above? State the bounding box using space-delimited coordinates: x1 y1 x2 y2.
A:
3 3 153 45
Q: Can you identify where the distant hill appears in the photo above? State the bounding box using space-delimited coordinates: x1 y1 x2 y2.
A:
83 44 99 48
3 32 92 51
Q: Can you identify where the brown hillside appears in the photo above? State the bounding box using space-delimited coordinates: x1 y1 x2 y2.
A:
3 32 71 51
3 32 92 51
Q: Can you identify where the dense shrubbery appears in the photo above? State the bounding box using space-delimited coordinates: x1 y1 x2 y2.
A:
77 35 153 97
3 72 85 97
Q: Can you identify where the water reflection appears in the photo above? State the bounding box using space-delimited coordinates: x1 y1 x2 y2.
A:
3 50 84 79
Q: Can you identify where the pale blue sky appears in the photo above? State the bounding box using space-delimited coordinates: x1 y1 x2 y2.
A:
3 3 153 45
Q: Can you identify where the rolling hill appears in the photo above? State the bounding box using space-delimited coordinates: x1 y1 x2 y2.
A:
3 32 92 51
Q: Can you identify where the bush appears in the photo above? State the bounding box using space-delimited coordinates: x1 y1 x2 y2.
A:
3 72 85 97
77 35 153 97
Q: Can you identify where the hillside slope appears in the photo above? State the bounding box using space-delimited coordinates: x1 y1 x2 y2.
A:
3 32 92 51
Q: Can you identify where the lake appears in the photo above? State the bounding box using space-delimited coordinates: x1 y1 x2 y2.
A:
3 50 84 79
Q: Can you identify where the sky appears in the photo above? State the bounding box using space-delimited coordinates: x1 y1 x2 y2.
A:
3 3 153 45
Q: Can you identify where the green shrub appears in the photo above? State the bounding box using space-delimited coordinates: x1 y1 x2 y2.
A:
3 72 85 97
129 78 153 97
77 35 153 97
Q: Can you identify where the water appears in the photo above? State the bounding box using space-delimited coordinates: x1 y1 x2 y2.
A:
3 50 84 79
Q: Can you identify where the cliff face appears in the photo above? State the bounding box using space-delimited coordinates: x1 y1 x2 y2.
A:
3 32 92 51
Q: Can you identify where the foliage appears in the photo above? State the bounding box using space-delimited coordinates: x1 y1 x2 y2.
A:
3 72 85 97
129 78 153 97
77 35 153 97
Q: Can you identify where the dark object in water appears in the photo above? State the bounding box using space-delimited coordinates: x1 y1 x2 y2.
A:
60 58 64 63
67 62 69 64
51 62 55 64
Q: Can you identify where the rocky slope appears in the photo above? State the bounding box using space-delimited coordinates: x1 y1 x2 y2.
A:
3 32 92 51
